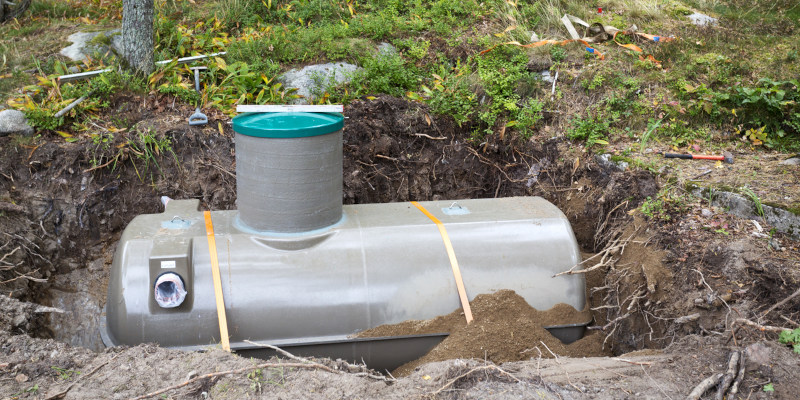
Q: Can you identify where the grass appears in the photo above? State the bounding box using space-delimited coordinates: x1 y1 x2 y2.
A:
1 0 798 154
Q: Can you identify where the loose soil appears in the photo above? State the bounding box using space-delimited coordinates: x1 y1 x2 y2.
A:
357 290 605 377
2 93 800 399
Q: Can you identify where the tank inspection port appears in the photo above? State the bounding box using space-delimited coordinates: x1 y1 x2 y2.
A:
154 272 187 308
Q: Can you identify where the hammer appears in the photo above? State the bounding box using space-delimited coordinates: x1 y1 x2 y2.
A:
663 152 734 164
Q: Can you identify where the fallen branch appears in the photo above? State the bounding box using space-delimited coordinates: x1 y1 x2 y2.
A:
734 318 790 333
762 286 800 317
715 350 740 400
687 373 722 400
728 351 747 397
431 365 520 396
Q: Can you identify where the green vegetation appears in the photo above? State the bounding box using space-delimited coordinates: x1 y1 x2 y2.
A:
567 115 609 148
640 185 689 221
0 0 798 153
779 328 800 354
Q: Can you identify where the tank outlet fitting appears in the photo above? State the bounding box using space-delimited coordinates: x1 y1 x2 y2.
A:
154 272 187 308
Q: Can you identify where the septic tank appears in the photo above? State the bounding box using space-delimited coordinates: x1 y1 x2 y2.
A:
102 111 590 371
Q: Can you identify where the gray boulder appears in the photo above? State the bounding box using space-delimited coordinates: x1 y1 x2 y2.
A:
0 110 34 137
687 12 718 26
280 63 361 103
60 29 122 62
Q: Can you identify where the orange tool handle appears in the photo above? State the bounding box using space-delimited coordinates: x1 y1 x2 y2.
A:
689 154 724 161
663 153 723 161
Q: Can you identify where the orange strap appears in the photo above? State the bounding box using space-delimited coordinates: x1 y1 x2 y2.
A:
203 211 231 352
410 201 474 324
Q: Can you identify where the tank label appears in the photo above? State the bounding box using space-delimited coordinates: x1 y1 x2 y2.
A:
160 260 176 269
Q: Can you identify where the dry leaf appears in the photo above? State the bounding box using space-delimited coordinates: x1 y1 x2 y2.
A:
424 114 431 126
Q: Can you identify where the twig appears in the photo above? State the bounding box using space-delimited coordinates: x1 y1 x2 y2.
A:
687 373 722 400
128 362 340 400
587 312 631 331
242 340 391 381
413 133 447 140
734 318 790 333
729 351 747 396
243 340 313 363
430 365 519 396
540 341 581 393
610 358 651 366
762 286 800 317
715 350 740 400
375 154 400 162
46 353 119 399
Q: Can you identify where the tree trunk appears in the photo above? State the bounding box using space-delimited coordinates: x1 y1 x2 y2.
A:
122 0 154 75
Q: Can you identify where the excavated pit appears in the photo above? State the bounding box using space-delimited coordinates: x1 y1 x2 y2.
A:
2 94 673 370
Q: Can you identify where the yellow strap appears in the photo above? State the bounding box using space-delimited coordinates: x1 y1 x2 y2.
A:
203 211 231 352
410 201 474 324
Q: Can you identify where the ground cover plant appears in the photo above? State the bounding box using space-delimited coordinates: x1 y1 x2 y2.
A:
2 0 800 398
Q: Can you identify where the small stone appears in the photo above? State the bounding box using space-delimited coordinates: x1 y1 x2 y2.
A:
15 373 28 383
0 110 35 137
779 157 800 166
186 370 198 380
377 42 397 56
745 342 771 370
701 209 713 217
687 12 718 26
540 70 554 83
67 66 81 74
12 314 27 327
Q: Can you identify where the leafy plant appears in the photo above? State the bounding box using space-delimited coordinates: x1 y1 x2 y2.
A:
474 45 528 137
508 98 543 140
419 60 477 127
567 115 609 148
778 327 800 354
352 52 418 97
763 382 775 392
51 366 81 381
549 45 566 63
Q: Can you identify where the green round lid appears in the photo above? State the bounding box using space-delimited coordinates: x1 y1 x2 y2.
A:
232 112 344 138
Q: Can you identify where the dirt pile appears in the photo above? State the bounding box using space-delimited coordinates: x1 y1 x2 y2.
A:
358 290 608 376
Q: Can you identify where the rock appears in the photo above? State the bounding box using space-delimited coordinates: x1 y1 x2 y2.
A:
67 66 81 74
745 342 771 370
687 12 717 26
60 29 121 62
595 154 628 172
691 187 800 239
701 208 713 218
377 42 397 56
540 70 554 83
0 109 34 137
280 62 362 103
779 157 800 166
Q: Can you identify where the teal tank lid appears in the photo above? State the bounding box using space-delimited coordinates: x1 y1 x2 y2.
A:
233 112 344 138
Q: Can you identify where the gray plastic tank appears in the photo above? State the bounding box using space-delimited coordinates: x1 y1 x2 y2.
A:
102 112 590 371
102 197 589 370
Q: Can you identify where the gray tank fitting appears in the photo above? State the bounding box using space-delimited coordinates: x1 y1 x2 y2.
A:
233 112 344 233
